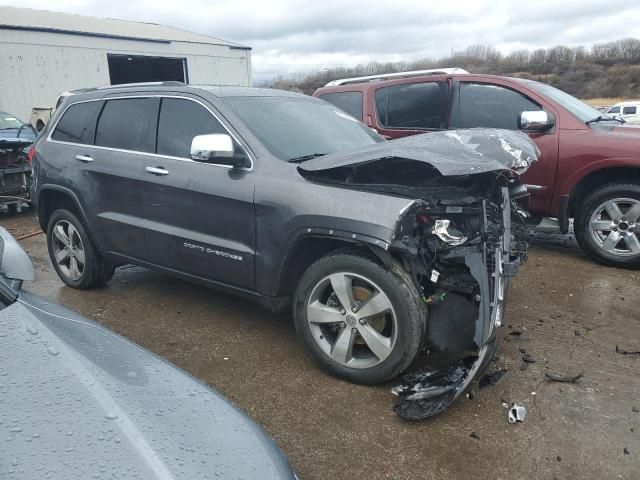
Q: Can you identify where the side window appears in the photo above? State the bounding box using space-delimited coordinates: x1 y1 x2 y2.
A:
95 98 156 153
623 106 637 114
375 82 446 129
451 83 542 130
318 92 363 120
608 106 621 114
157 98 226 159
51 101 102 144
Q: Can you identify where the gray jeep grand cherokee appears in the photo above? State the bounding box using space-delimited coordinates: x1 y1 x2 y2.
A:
32 84 534 418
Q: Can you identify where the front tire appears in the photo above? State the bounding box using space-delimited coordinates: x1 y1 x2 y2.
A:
575 183 640 268
46 209 115 289
293 251 426 385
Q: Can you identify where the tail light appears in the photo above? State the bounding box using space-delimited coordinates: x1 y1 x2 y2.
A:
26 145 36 163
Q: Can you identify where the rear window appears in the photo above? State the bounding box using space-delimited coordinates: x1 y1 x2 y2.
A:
95 98 157 153
51 102 102 144
318 92 363 120
623 106 637 114
375 82 446 129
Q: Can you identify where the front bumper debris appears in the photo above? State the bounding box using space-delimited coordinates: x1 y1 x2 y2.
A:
392 188 528 420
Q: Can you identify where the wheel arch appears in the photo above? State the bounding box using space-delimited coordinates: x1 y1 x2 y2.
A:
565 164 640 217
36 185 90 233
273 232 394 298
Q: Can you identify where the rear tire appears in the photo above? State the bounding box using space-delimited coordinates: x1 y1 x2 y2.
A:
293 250 426 385
46 209 115 289
574 183 640 269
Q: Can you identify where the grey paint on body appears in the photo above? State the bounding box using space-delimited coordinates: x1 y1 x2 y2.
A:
298 128 539 177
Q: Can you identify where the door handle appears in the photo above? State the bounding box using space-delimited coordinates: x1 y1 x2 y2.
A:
75 154 94 163
145 166 169 176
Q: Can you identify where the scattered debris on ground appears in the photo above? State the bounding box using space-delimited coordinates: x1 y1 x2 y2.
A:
545 369 584 383
623 447 630 455
508 404 527 424
479 369 508 389
615 345 640 356
522 353 536 363
469 431 481 440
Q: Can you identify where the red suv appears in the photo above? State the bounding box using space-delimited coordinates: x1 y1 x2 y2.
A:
314 71 640 268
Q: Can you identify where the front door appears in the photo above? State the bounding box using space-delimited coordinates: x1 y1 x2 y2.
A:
141 96 256 290
449 81 560 214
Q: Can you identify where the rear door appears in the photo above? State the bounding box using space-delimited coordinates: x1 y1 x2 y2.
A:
46 97 156 260
372 80 448 138
449 81 560 214
141 96 256 290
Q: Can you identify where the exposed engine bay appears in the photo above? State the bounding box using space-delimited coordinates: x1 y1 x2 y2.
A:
0 138 33 209
298 129 535 419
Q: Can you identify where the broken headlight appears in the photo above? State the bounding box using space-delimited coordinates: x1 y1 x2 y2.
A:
431 219 468 246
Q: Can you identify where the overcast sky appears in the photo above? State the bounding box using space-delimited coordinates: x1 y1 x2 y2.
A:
3 0 640 82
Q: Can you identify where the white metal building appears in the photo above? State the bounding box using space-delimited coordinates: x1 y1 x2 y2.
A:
0 6 252 121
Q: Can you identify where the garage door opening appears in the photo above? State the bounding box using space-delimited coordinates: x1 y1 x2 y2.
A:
107 54 187 85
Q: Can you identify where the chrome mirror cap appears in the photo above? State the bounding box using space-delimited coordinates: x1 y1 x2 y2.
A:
190 134 234 162
519 111 554 131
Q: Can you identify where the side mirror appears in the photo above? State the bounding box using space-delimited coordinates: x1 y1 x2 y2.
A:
518 111 554 132
190 134 249 168
0 227 35 287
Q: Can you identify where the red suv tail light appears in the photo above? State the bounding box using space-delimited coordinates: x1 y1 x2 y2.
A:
26 145 36 163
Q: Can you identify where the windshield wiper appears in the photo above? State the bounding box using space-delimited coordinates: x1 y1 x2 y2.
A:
287 153 328 163
586 115 625 125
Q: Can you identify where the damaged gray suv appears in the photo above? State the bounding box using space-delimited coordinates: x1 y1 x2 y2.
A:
32 84 534 418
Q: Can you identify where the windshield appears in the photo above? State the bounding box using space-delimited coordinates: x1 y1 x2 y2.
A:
522 80 608 123
0 112 26 130
224 96 384 161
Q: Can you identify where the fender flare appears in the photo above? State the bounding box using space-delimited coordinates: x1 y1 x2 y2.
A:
36 184 93 238
554 158 640 214
272 226 394 297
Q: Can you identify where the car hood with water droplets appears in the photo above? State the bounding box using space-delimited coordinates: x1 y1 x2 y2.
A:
298 128 539 178
0 291 295 480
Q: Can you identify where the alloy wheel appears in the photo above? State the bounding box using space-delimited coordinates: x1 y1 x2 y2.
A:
306 272 397 369
51 220 86 281
589 198 640 257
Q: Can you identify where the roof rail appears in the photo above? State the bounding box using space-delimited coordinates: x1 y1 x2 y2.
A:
324 68 469 87
69 81 186 94
98 81 186 89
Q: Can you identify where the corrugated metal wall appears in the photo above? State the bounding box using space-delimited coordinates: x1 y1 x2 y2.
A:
0 29 251 120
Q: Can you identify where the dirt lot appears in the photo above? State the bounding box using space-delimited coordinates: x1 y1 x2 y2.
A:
3 211 639 480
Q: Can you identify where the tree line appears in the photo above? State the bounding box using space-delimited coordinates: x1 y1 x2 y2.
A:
268 38 640 100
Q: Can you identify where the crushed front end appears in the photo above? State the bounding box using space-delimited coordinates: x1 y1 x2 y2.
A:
297 129 537 418
390 184 527 420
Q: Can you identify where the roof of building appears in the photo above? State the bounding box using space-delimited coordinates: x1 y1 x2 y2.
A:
0 6 250 49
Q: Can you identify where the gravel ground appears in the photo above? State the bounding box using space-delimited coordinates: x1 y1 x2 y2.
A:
3 211 639 480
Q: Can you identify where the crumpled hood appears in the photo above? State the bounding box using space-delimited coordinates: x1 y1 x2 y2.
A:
0 291 295 480
298 128 539 177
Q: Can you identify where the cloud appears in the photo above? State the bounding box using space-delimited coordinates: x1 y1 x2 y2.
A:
3 0 640 80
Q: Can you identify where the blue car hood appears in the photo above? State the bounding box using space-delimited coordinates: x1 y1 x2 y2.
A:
0 291 295 480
